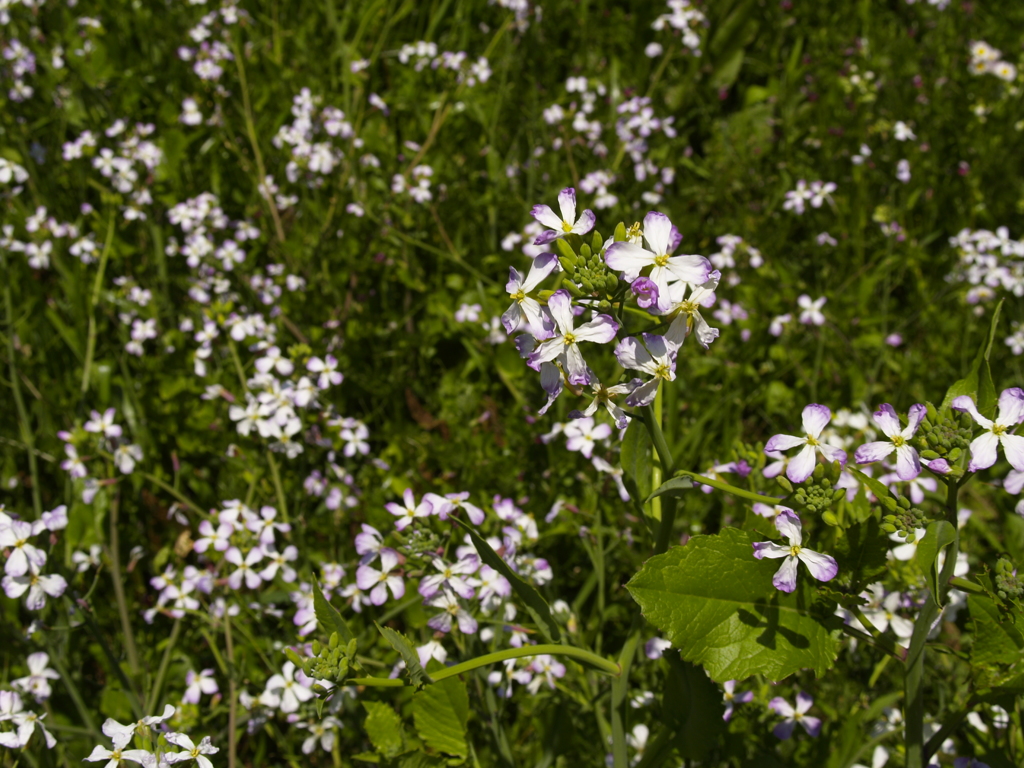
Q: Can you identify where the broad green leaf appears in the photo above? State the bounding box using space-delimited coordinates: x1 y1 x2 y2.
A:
941 298 1003 413
662 655 726 759
915 521 956 606
376 624 433 687
363 701 405 758
969 594 1024 668
451 517 561 643
644 475 693 504
626 528 840 681
620 416 653 517
312 576 355 644
411 676 469 758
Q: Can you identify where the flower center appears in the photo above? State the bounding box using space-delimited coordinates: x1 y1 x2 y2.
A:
654 253 669 268
994 424 1007 436
561 220 573 233
627 222 642 240
655 363 671 380
563 332 577 345
789 545 802 557
892 435 905 447
444 568 453 579
805 435 819 446
511 289 525 302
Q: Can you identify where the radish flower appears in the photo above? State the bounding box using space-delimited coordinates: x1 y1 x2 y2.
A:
527 289 618 386
769 692 821 738
604 211 711 298
501 252 558 338
753 510 838 593
530 187 596 245
764 404 847 483
854 403 926 480
953 388 1024 472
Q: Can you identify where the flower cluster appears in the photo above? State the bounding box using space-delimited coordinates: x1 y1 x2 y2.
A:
969 40 1018 82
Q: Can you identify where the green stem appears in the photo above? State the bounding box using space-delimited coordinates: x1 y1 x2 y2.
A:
107 490 142 683
642 404 680 555
46 640 100 737
1 251 42 518
81 214 116 395
948 576 985 595
141 472 206 516
145 619 182 715
673 471 785 506
266 450 289 524
610 620 641 768
351 644 620 687
225 613 238 768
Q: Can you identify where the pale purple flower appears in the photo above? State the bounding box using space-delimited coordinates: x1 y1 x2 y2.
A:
722 680 753 721
84 408 122 438
530 187 596 245
571 380 636 430
663 270 721 349
501 252 559 339
797 295 826 326
953 388 1024 472
164 733 219 768
418 555 479 599
427 589 478 634
246 505 291 545
61 444 88 478
385 488 433 531
83 743 155 767
12 653 60 701
752 510 838 593
354 524 385 564
2 561 67 610
527 290 617 385
764 404 847 483
259 545 299 583
526 655 566 694
262 661 314 713
783 180 812 214
809 181 836 208
183 668 218 704
645 638 672 659
356 549 405 605
604 211 711 298
306 355 343 388
769 692 821 738
0 520 47 576
896 159 911 183
630 277 661 311
563 416 611 459
443 492 485 525
614 334 678 407
225 547 264 590
855 404 926 480
193 520 232 553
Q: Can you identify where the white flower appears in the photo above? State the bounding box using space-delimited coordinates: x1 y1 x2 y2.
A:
262 661 314 714
893 121 916 141
797 294 826 326
953 388 1024 472
604 211 711 298
527 289 618 386
12 653 60 701
164 733 219 768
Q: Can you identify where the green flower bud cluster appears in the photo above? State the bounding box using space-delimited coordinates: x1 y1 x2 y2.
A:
917 404 973 460
787 461 846 521
393 525 442 559
995 557 1023 601
286 633 358 691
556 234 618 298
880 494 929 541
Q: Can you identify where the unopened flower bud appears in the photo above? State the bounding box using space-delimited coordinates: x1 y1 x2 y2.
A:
898 495 911 510
329 632 339 649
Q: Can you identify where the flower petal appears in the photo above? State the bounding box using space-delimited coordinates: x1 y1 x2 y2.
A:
752 541 791 560
904 403 927 437
557 188 577 224
772 556 800 592
614 336 654 374
664 254 711 286
765 434 806 452
545 289 575 335
530 204 562 231
894 444 921 481
774 509 803 545
786 443 818 484
573 314 619 344
952 395 993 429
872 404 901 439
997 387 1024 427
968 431 1000 472
604 241 654 279
798 550 838 582
521 252 560 292
817 443 847 465
570 208 596 236
801 404 832 438
854 441 895 464
642 211 674 254
1000 433 1024 472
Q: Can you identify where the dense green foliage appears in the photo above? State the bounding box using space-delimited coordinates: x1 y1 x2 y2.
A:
3 0 1024 766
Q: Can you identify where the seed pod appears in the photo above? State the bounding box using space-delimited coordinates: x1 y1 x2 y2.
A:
564 279 584 298
285 647 305 668
920 449 940 460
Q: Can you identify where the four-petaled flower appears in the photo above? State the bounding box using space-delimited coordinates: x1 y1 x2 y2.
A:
527 289 618 386
764 404 847 483
385 489 433 531
722 680 753 722
164 733 220 768
501 252 558 338
953 389 1024 472
752 510 838 593
356 549 406 605
530 187 596 245
614 334 679 407
604 211 711 299
854 403 926 480
769 692 821 739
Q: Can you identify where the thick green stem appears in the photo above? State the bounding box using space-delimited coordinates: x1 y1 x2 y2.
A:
1 251 42 517
610 620 641 768
107 491 142 683
351 644 620 687
642 403 679 554
225 614 238 768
